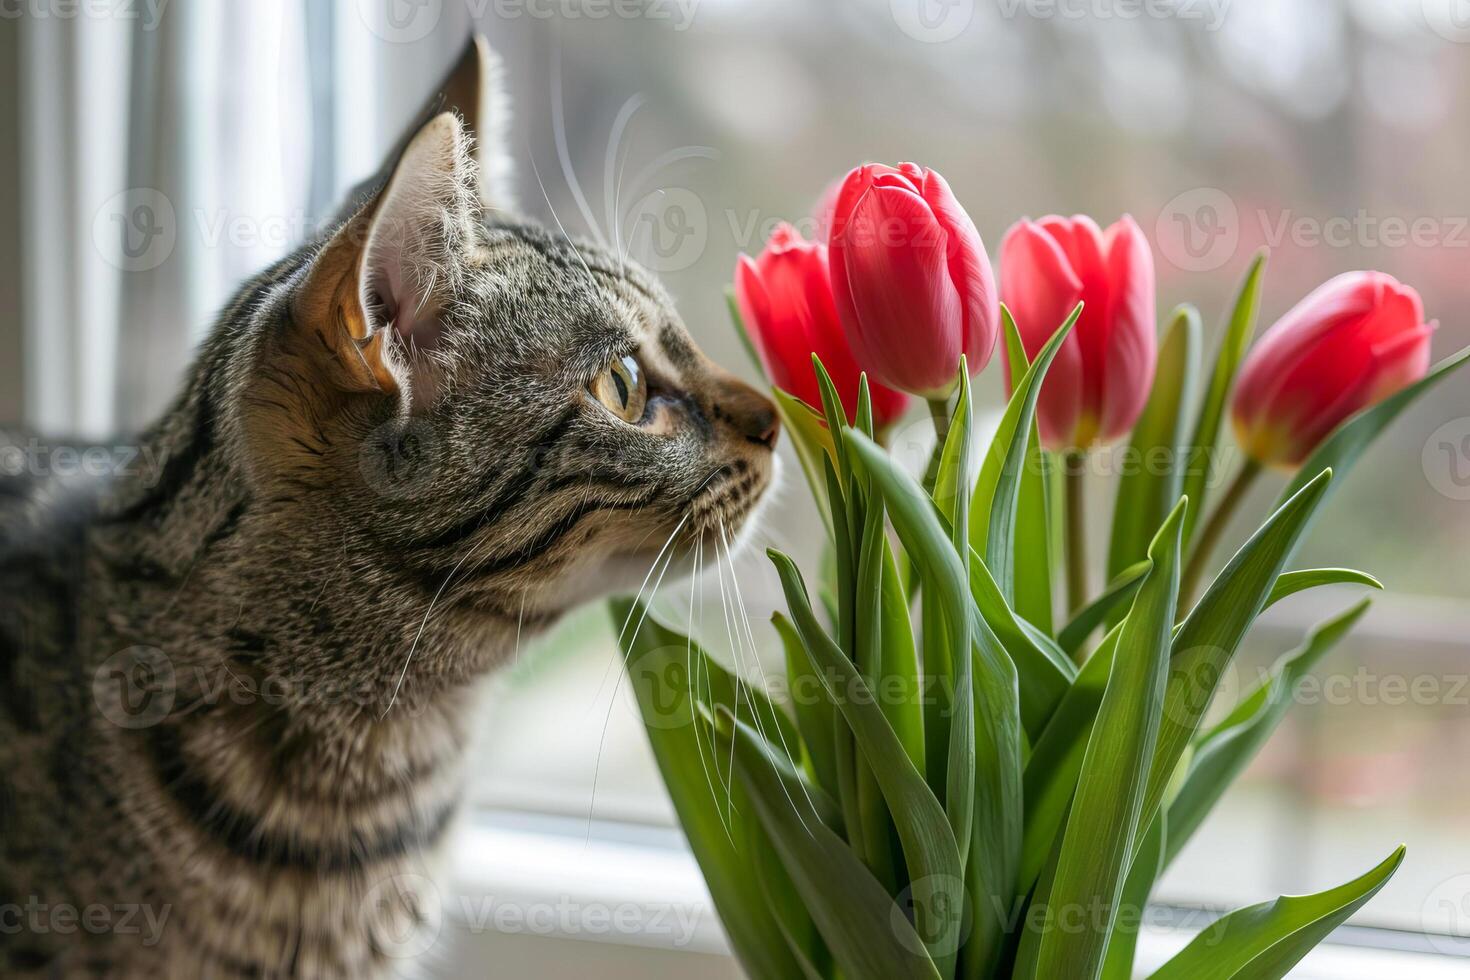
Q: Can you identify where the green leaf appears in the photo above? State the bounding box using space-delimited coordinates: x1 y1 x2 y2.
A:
940 605 976 881
824 453 856 656
935 358 976 559
823 458 865 858
1278 345 1470 518
1020 470 1334 896
855 374 875 439
611 599 811 979
938 369 979 882
775 611 840 804
1031 499 1185 980
679 608 802 758
750 812 830 980
843 431 977 856
1109 306 1201 586
1010 809 1068 980
858 494 925 774
1001 324 1056 633
1143 469 1334 829
855 493 900 889
1058 560 1152 659
962 617 1026 977
1149 846 1405 980
969 546 1076 735
845 431 1026 972
1182 252 1265 549
772 388 836 528
1101 810 1166 980
813 355 852 475
714 707 945 980
717 702 844 833
1267 568 1382 608
920 578 953 801
770 550 966 977
816 352 889 877
1164 599 1371 868
1019 621 1120 893
972 304 1081 604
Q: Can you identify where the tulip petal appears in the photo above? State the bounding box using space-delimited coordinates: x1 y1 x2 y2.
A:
737 223 910 426
1001 220 1086 447
1234 272 1387 414
836 184 965 397
1048 216 1111 434
1232 271 1434 466
919 167 1000 373
1096 216 1157 443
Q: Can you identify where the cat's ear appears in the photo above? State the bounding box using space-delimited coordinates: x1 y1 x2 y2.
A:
442 33 514 212
337 34 514 218
291 111 477 399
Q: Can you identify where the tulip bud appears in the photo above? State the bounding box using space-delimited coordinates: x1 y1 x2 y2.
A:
827 163 1000 399
1001 214 1157 451
735 223 910 428
1232 271 1435 468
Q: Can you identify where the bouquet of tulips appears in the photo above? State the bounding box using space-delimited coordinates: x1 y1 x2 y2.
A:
613 162 1469 980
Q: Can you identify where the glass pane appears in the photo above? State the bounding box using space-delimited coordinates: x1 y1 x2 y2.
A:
443 0 1470 934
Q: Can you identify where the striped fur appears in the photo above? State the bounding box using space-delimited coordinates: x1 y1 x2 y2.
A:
0 38 776 978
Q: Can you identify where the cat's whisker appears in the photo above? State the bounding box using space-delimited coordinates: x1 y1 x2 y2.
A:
387 483 560 719
719 527 784 726
550 43 609 248
603 94 644 277
382 541 480 718
620 144 719 262
615 512 690 647
527 147 595 284
720 521 817 836
513 592 527 666
589 510 691 714
614 135 632 276
159 552 203 618
412 499 533 645
584 519 685 843
710 542 742 823
712 538 785 832
693 535 733 801
687 537 734 842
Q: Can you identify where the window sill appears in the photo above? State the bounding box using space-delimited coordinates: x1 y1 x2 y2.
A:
447 812 1468 978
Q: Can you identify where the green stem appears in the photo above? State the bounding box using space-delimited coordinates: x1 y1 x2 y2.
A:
1181 460 1263 606
1064 451 1088 616
921 396 951 495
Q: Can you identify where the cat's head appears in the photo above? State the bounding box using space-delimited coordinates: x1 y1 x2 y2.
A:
236 38 777 629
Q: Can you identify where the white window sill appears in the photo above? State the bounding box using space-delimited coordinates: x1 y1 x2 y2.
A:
445 812 1468 979
449 811 728 956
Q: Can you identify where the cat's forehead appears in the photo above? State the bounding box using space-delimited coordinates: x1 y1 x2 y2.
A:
463 218 693 369
479 219 672 306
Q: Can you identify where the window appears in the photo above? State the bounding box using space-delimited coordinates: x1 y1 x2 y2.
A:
7 0 1469 968
467 0 1470 947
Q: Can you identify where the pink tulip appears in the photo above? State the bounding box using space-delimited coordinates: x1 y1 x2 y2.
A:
1001 214 1157 451
827 163 1000 399
735 222 910 428
1232 271 1435 468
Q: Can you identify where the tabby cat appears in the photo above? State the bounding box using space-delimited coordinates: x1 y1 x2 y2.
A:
0 36 778 978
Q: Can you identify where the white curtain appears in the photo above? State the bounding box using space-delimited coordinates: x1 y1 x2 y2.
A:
13 0 475 436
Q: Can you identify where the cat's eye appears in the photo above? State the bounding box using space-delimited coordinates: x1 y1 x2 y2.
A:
591 354 648 423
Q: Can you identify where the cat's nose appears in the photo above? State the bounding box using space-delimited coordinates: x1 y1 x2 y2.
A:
743 403 780 449
724 383 781 449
